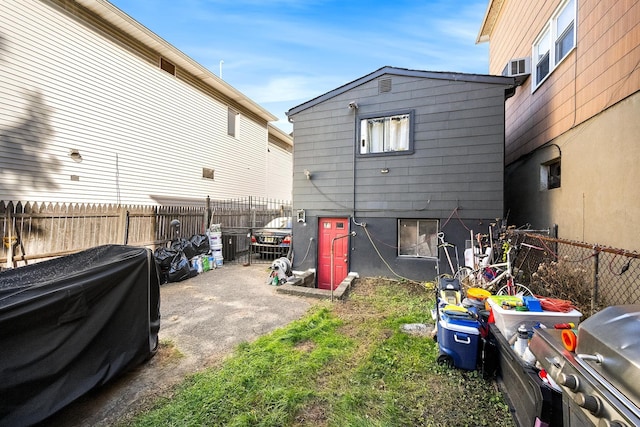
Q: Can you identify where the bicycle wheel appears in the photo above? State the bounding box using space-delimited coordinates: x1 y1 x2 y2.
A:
496 282 533 297
453 267 473 282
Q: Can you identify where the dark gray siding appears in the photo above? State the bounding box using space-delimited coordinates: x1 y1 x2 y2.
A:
292 74 506 219
289 71 508 279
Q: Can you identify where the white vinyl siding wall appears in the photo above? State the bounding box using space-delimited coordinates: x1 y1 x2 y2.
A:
0 1 273 204
266 143 293 200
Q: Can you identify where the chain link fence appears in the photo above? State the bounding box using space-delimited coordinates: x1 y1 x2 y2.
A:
507 231 640 317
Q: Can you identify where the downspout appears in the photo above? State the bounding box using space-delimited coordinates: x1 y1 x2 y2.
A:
352 107 358 221
351 105 366 231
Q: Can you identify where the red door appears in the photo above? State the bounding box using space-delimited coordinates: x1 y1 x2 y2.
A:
317 218 349 290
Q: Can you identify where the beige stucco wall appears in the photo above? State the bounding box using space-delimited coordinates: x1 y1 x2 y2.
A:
506 91 640 251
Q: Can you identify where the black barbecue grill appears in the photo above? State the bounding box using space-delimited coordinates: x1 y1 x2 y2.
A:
529 305 640 426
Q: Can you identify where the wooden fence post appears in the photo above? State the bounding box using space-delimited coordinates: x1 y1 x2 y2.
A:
5 203 13 269
118 206 127 245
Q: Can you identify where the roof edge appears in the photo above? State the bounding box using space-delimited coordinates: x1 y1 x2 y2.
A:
268 124 293 148
476 0 505 44
74 0 277 122
287 66 515 117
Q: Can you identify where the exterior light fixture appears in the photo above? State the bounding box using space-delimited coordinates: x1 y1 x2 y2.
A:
296 209 306 223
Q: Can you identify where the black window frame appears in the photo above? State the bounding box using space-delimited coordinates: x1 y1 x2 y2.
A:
356 109 415 158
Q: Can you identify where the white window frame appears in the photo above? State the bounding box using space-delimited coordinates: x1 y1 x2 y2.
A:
228 107 240 138
398 219 438 258
358 110 414 156
532 0 576 91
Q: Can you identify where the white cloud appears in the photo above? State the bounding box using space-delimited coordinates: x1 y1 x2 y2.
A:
240 74 344 104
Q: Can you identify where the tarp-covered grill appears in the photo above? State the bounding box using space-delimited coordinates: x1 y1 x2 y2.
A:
0 245 161 426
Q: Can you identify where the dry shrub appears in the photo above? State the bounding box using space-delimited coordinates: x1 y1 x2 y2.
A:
529 259 594 315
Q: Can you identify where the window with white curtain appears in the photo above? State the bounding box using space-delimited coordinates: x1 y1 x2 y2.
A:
532 0 576 90
359 111 413 155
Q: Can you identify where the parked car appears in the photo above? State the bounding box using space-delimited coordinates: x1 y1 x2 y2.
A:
251 217 292 258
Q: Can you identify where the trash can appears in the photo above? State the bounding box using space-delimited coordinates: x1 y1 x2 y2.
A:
222 233 236 261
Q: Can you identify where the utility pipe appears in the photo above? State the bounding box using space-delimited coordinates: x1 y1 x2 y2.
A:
330 231 356 302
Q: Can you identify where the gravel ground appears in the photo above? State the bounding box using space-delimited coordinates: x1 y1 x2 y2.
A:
42 262 314 426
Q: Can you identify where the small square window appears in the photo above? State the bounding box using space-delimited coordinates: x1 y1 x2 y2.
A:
398 219 438 258
202 168 215 180
540 159 561 190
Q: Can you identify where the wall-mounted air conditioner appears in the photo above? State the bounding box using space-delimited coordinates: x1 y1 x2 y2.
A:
502 57 531 85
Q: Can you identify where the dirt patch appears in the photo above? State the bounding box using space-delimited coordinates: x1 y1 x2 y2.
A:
41 264 314 426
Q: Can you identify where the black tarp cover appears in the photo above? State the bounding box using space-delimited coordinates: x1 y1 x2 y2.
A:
0 245 161 426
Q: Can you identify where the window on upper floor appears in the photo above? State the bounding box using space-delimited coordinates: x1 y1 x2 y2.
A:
532 0 576 90
228 107 239 137
358 110 414 155
398 219 438 258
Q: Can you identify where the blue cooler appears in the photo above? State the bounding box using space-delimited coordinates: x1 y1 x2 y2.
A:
437 307 480 370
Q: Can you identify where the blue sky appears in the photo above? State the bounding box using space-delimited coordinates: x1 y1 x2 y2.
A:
110 0 491 133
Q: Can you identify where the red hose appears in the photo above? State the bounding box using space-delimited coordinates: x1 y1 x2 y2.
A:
534 295 577 312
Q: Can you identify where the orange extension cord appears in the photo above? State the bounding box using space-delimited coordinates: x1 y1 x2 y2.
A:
534 295 578 312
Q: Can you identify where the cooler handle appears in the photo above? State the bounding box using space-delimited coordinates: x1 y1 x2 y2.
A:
454 333 471 344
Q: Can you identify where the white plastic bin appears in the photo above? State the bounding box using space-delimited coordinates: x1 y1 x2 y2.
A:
487 297 582 339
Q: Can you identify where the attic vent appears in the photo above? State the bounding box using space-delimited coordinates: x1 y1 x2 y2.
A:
160 58 176 75
379 78 392 93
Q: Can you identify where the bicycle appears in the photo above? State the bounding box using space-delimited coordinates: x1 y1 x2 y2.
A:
454 244 532 297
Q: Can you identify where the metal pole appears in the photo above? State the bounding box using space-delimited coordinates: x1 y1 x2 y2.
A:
592 248 599 315
123 210 130 245
330 232 355 302
206 195 211 229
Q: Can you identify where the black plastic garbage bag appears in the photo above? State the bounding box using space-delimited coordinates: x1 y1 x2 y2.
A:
190 234 210 255
154 247 178 270
167 251 192 282
171 238 197 260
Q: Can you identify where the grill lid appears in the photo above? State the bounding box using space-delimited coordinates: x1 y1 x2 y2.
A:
576 304 640 406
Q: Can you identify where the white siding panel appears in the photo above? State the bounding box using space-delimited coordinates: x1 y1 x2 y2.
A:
266 143 293 200
0 1 278 204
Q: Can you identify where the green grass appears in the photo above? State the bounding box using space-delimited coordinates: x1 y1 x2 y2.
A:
131 278 513 427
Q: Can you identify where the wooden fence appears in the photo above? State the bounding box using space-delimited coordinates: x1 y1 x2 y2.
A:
1 197 291 269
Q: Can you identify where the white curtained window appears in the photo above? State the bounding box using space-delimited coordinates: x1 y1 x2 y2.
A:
360 113 410 154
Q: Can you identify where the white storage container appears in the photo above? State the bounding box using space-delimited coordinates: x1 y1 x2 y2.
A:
207 231 222 247
487 297 582 339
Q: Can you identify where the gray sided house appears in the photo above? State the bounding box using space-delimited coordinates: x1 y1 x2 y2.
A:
286 67 515 286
